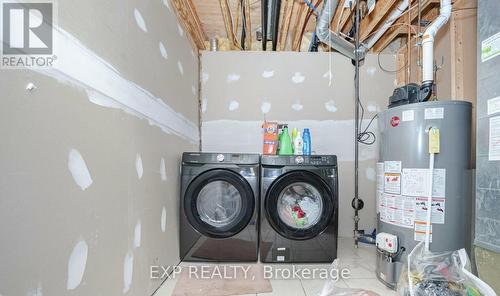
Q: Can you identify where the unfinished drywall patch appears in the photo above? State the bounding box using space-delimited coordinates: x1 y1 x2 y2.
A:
34 27 199 143
202 72 209 84
162 0 171 10
159 42 168 59
365 167 376 181
26 82 37 91
291 101 304 111
135 154 143 180
161 207 167 232
261 101 271 114
262 70 275 78
228 100 239 111
201 97 208 113
226 73 241 83
325 100 338 112
291 72 305 84
133 220 141 249
133 9 147 32
177 23 184 36
123 251 134 294
67 239 88 290
160 158 167 181
366 66 377 76
68 149 93 191
177 60 184 76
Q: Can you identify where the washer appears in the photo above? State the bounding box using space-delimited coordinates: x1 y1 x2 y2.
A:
180 152 259 262
260 155 338 263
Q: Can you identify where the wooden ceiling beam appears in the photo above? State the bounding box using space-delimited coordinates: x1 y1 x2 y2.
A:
171 0 207 51
359 0 399 41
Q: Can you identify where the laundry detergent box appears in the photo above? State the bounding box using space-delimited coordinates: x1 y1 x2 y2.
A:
262 121 279 155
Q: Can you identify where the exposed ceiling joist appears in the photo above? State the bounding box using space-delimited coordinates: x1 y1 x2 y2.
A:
170 0 207 51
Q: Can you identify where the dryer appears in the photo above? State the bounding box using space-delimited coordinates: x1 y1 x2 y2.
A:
180 152 259 262
260 155 338 263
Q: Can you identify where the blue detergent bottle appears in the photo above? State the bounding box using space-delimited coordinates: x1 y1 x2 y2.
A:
302 128 311 155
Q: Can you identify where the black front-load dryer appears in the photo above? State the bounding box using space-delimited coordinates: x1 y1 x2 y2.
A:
180 152 259 262
260 155 338 263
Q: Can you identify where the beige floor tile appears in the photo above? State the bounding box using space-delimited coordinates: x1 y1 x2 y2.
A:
300 278 349 296
344 278 397 296
258 279 305 296
153 278 178 296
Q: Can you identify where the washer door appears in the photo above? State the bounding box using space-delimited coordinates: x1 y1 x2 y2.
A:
265 170 335 240
184 169 255 238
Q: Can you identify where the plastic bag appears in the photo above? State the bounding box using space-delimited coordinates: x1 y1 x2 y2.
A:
319 260 380 296
397 242 497 296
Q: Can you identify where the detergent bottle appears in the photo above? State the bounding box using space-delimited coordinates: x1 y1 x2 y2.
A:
278 125 293 155
293 130 303 155
302 128 311 155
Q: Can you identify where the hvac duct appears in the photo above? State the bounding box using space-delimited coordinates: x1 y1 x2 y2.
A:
363 0 409 50
316 0 359 60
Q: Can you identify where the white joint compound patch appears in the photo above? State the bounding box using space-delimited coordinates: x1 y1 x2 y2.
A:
68 149 93 191
367 103 379 112
26 82 37 91
123 251 134 294
177 60 184 76
228 100 239 111
226 73 241 83
161 207 167 232
291 72 305 84
67 239 88 290
365 167 376 181
262 70 274 78
191 85 196 95
202 72 209 84
292 102 303 111
325 100 337 113
201 97 208 113
177 23 184 36
366 66 377 76
160 158 167 181
323 70 333 80
159 42 168 59
261 101 271 114
133 220 141 248
133 9 147 33
135 154 143 180
162 0 171 10
34 27 198 143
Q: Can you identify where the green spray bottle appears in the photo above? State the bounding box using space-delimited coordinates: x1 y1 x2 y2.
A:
278 125 293 155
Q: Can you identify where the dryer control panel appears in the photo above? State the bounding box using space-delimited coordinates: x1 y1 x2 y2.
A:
261 155 337 166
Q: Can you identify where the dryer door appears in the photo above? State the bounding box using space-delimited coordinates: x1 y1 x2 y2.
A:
265 170 335 240
184 169 255 238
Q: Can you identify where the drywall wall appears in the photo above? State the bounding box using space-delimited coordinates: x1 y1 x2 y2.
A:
200 51 396 238
0 0 198 295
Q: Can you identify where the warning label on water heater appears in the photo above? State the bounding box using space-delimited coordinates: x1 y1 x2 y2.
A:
379 193 415 229
414 197 446 224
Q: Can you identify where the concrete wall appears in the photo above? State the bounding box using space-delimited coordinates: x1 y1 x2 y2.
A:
0 0 199 295
200 51 396 238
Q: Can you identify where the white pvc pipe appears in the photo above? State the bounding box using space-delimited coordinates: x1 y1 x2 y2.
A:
422 0 452 83
363 0 409 50
425 152 434 251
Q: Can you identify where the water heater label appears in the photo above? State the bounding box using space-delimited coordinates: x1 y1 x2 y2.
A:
384 173 401 194
379 193 415 229
401 168 446 198
414 197 446 224
402 110 414 122
384 161 401 173
487 96 500 115
414 222 433 242
489 116 500 161
376 162 385 192
424 108 444 120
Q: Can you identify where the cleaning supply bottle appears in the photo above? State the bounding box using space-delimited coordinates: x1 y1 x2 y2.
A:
302 128 311 155
291 128 298 154
278 125 293 155
293 130 303 155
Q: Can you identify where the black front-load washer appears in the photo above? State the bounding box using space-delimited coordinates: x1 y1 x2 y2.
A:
260 155 338 263
180 152 259 262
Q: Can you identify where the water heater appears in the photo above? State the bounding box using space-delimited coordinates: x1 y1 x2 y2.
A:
375 100 472 289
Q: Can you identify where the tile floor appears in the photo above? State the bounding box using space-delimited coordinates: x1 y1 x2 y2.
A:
154 237 397 296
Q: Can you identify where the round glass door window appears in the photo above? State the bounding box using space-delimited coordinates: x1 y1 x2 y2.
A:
196 180 243 228
277 182 323 229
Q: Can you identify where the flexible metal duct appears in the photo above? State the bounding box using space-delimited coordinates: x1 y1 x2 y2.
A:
316 0 358 60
